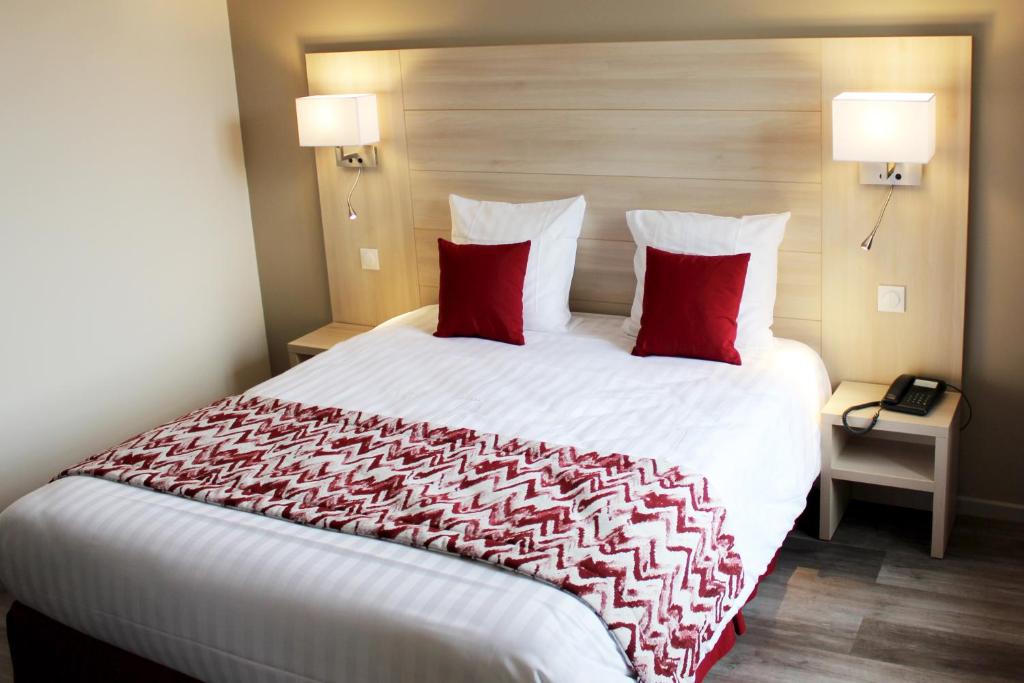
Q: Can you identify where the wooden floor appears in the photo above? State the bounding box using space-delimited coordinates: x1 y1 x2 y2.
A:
707 500 1024 683
1 501 1022 682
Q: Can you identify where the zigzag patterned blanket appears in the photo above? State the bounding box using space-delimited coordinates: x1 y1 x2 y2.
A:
61 395 744 682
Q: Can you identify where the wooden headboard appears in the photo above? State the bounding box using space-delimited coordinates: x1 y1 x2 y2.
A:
305 36 971 384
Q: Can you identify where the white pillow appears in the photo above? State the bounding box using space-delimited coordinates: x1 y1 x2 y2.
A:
449 194 586 332
623 210 789 350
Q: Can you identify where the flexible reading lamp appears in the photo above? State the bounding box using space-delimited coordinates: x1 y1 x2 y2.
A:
296 94 380 220
832 92 936 250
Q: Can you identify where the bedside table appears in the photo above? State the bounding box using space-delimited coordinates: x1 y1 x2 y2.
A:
819 381 962 558
287 322 372 366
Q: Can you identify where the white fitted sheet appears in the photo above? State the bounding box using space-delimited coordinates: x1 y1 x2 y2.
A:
0 307 830 683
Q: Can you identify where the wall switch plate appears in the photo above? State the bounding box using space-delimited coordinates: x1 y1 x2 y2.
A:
877 285 906 313
359 248 380 271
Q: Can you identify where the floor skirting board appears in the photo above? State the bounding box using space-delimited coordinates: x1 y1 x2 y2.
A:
957 496 1024 523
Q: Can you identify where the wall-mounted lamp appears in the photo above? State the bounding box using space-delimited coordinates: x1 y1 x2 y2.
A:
296 94 380 220
832 92 936 250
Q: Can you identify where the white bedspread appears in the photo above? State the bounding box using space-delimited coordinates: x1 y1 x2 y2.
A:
0 307 829 683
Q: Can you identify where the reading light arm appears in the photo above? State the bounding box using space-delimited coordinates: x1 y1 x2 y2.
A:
345 167 362 221
335 146 378 221
862 182 896 251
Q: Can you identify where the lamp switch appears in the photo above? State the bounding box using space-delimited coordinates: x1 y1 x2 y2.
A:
877 285 905 313
360 248 380 271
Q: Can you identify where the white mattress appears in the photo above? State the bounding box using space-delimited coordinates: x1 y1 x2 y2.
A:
0 307 830 683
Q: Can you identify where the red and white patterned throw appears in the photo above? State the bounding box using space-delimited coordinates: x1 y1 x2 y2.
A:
62 395 744 682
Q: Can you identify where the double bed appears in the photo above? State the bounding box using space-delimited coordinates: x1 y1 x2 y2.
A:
1 30 975 683
1 306 829 682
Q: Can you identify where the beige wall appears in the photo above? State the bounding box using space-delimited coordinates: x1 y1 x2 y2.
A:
0 1 269 511
225 0 1023 511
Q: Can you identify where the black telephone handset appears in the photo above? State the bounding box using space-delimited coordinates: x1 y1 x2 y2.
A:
881 374 947 416
842 374 947 434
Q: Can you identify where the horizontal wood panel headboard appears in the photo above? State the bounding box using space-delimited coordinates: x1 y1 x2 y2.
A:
305 36 970 384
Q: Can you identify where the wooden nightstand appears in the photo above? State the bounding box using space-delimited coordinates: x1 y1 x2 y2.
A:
819 381 962 558
287 322 372 366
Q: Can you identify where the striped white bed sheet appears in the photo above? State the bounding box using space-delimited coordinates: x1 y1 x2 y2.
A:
0 306 830 683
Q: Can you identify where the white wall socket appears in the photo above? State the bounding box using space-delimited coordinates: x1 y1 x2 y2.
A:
359 248 380 271
877 285 906 313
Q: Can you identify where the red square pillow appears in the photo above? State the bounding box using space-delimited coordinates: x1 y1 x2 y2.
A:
434 238 531 345
632 246 750 364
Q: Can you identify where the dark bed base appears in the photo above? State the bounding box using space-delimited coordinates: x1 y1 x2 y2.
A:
6 552 778 682
5 601 198 683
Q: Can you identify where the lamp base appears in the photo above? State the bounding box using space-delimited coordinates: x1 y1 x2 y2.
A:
335 145 379 168
859 161 922 186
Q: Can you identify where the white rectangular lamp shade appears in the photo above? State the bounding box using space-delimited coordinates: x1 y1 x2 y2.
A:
296 94 380 147
832 92 936 163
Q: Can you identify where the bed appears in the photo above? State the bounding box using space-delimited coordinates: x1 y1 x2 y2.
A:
1 306 829 682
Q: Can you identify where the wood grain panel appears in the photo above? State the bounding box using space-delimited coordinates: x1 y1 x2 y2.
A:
567 299 631 318
416 229 821 320
820 37 971 385
405 110 821 183
305 51 419 326
308 37 969 385
776 251 822 321
570 239 636 305
419 284 438 307
399 39 821 111
410 170 821 252
414 228 444 285
773 318 822 353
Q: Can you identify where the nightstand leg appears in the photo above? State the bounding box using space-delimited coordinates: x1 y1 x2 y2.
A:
820 424 850 541
931 435 955 558
820 478 850 540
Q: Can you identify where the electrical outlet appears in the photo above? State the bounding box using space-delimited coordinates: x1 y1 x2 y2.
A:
360 248 380 271
877 285 905 313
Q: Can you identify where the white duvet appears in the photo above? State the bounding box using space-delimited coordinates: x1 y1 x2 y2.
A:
0 307 830 683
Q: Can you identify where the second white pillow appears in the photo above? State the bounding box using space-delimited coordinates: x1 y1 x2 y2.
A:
449 194 586 332
623 210 790 350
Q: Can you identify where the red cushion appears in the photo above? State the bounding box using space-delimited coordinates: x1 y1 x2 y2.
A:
434 238 530 345
633 246 750 364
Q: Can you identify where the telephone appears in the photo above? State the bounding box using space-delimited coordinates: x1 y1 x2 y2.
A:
881 374 947 416
842 374 948 435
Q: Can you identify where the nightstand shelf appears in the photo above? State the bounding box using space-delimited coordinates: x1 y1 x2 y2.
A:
820 381 962 558
287 322 372 366
830 436 935 492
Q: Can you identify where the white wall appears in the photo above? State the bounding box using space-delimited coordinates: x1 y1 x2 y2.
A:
0 0 269 511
